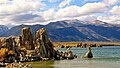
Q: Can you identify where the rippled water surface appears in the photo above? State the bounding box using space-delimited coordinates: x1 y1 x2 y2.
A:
26 46 120 68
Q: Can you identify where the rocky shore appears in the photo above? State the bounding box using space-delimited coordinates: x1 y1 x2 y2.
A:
0 27 76 67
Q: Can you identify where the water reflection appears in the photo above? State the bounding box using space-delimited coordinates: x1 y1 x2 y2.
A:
26 47 120 68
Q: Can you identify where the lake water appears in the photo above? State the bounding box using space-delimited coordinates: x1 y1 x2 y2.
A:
26 46 120 68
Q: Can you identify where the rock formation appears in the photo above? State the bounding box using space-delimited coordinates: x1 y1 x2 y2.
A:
84 46 93 58
35 28 57 59
0 37 20 62
22 27 34 50
0 48 8 62
0 27 78 62
0 27 59 62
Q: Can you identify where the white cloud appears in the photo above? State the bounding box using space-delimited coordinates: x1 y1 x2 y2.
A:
59 0 73 8
110 6 120 15
39 8 55 21
79 2 107 15
77 15 97 21
96 0 120 24
0 12 44 25
0 0 45 27
84 0 99 2
0 0 44 15
98 15 120 24
37 2 106 23
48 0 58 3
55 5 81 18
103 0 120 6
0 0 7 3
56 2 107 19
0 0 120 27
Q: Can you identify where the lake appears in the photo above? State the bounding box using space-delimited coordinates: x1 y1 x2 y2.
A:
26 46 120 68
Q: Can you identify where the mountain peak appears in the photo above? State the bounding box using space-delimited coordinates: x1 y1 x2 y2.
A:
48 19 109 28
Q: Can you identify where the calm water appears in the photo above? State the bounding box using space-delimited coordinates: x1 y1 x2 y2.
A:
26 46 120 68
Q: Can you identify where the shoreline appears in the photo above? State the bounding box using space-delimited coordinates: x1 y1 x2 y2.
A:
53 42 120 48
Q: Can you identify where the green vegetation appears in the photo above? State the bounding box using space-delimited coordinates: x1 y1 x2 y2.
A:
25 61 54 68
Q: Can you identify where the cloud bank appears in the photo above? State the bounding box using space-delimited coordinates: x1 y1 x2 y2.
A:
0 0 120 27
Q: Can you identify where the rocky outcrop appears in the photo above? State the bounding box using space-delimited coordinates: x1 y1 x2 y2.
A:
0 48 8 62
0 27 60 62
35 28 57 59
22 27 34 50
0 37 20 62
0 38 7 47
84 46 93 58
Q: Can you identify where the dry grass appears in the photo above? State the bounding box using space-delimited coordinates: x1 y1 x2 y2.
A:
53 42 120 47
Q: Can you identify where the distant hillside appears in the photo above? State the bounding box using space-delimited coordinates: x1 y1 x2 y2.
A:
0 25 9 35
1 24 44 37
1 20 120 42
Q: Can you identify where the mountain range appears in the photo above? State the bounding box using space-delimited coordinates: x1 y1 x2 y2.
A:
1 19 120 42
0 25 9 36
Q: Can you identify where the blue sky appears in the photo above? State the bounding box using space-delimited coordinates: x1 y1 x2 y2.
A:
0 0 120 27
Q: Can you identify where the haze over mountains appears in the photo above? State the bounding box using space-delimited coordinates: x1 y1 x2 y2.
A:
1 19 120 42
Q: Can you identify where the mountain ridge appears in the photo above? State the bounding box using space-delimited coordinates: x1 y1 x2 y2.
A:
0 25 9 36
1 19 120 42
